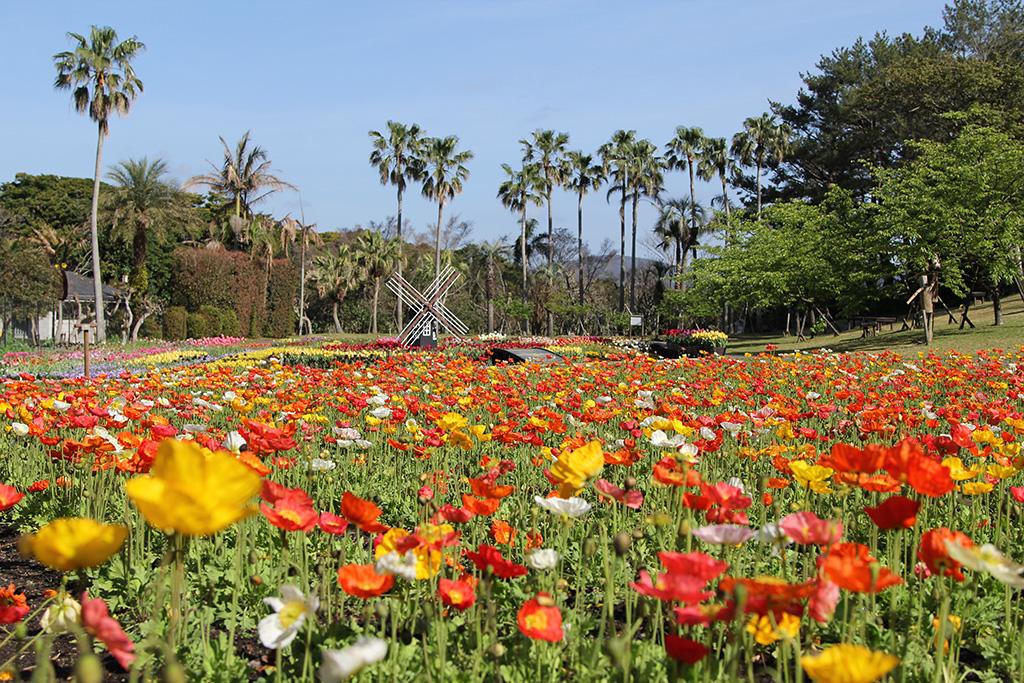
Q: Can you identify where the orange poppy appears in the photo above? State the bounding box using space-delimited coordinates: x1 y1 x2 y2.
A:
337 563 394 598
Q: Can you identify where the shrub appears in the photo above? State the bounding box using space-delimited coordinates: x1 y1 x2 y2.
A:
219 308 241 336
171 249 267 336
198 305 226 336
139 316 162 339
188 311 212 339
164 306 188 340
264 262 298 338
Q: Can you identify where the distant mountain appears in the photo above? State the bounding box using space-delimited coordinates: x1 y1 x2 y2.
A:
585 254 667 281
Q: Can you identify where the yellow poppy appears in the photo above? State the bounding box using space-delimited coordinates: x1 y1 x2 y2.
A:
125 438 261 536
746 613 800 645
23 518 127 572
549 440 604 497
801 644 899 683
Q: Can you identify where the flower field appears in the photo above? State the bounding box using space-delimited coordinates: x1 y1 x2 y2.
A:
1 342 1024 682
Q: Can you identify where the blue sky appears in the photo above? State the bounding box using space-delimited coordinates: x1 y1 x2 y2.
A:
2 1 946 257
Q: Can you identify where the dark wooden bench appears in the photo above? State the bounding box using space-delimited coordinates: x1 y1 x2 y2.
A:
853 316 898 338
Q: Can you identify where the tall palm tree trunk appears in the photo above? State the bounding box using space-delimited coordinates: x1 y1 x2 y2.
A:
90 122 107 342
629 193 638 310
618 187 626 312
396 185 405 328
434 201 444 279
720 174 731 227
520 205 529 334
486 254 495 333
131 227 147 279
546 192 554 336
371 279 381 334
577 191 584 306
687 158 698 236
755 158 763 220
332 301 342 333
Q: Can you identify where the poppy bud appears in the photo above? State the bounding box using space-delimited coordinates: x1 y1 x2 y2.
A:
74 654 104 683
631 528 644 540
678 521 690 538
613 532 631 556
376 602 390 619
582 538 597 557
623 476 637 490
488 642 507 659
163 660 188 683
13 622 26 640
250 575 263 586
555 578 569 592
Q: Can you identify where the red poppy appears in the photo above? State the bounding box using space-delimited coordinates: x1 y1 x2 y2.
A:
341 492 389 533
0 584 28 624
821 543 903 593
517 593 563 642
464 544 528 579
81 591 135 669
28 480 49 493
337 564 394 598
819 442 885 474
435 504 474 524
918 528 973 581
1011 486 1024 504
808 580 840 623
468 477 514 499
318 511 350 535
631 570 714 603
664 634 709 665
461 494 500 516
656 551 729 583
438 578 476 612
261 491 318 532
779 511 843 546
594 479 644 509
0 483 24 511
864 495 919 530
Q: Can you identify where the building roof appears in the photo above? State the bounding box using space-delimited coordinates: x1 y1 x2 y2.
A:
62 271 124 303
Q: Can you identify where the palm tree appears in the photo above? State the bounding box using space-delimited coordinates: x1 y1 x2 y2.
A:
665 127 706 246
520 130 569 334
246 215 279 283
478 240 511 333
627 139 663 309
497 163 543 316
421 136 473 279
186 131 296 219
697 137 734 228
653 197 707 287
54 26 145 342
313 245 364 333
279 215 320 335
356 230 399 334
599 130 637 312
368 122 424 327
565 151 605 306
732 113 791 219
105 157 175 290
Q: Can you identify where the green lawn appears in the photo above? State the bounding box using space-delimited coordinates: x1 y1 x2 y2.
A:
727 296 1024 355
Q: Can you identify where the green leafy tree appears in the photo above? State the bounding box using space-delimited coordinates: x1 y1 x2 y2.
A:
874 117 1024 325
54 25 145 341
368 122 424 327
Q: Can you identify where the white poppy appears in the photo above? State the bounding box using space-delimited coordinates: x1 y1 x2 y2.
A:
259 585 319 650
40 596 81 634
368 407 392 420
51 400 71 412
223 431 247 453
375 551 417 581
10 422 29 436
310 458 336 472
526 549 559 571
945 541 1024 588
534 495 591 518
726 477 745 493
720 422 743 436
699 426 716 441
319 637 388 682
649 430 685 449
